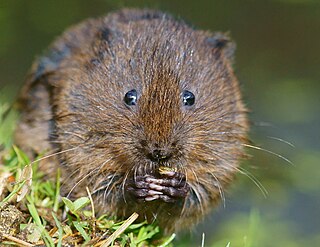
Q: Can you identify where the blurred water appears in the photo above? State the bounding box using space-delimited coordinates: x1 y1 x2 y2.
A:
0 0 319 246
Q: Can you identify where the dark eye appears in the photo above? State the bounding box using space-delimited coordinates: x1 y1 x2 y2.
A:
182 90 195 106
124 89 138 106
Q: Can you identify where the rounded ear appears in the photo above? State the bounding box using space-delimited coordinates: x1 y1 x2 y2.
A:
205 32 236 62
28 18 100 85
28 42 71 85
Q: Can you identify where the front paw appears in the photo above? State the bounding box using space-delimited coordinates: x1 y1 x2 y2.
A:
126 172 189 203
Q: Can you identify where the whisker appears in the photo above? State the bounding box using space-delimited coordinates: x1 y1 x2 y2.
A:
252 121 275 127
92 172 115 193
243 143 294 166
208 172 226 208
29 146 80 166
122 170 131 203
56 131 86 141
188 183 204 215
195 147 267 199
61 166 82 188
237 166 268 198
96 158 113 174
90 158 120 192
267 136 295 148
134 165 138 182
66 164 104 198
103 173 120 203
190 168 200 185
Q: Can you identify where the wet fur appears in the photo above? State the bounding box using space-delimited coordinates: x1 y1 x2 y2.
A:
15 9 248 232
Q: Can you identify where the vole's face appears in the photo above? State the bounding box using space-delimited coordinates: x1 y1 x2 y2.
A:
70 64 194 175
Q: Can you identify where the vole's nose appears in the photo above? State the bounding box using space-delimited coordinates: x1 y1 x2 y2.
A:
149 149 171 162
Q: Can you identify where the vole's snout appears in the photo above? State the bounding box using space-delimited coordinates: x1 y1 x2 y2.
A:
148 148 172 163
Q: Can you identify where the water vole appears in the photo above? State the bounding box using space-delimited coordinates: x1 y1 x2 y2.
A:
15 9 248 233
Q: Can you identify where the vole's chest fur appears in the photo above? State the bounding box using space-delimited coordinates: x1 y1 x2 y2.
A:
15 9 248 233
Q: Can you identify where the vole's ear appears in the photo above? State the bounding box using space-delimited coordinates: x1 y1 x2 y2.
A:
28 43 71 85
17 41 72 109
17 44 69 107
205 32 236 62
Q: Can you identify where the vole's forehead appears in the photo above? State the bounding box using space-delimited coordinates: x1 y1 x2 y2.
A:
101 44 210 96
99 20 213 82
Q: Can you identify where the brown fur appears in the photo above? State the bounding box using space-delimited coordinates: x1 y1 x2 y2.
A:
15 9 248 233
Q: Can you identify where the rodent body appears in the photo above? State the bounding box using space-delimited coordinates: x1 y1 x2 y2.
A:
15 9 248 233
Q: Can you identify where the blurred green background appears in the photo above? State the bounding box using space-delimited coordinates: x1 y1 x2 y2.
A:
0 0 319 246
